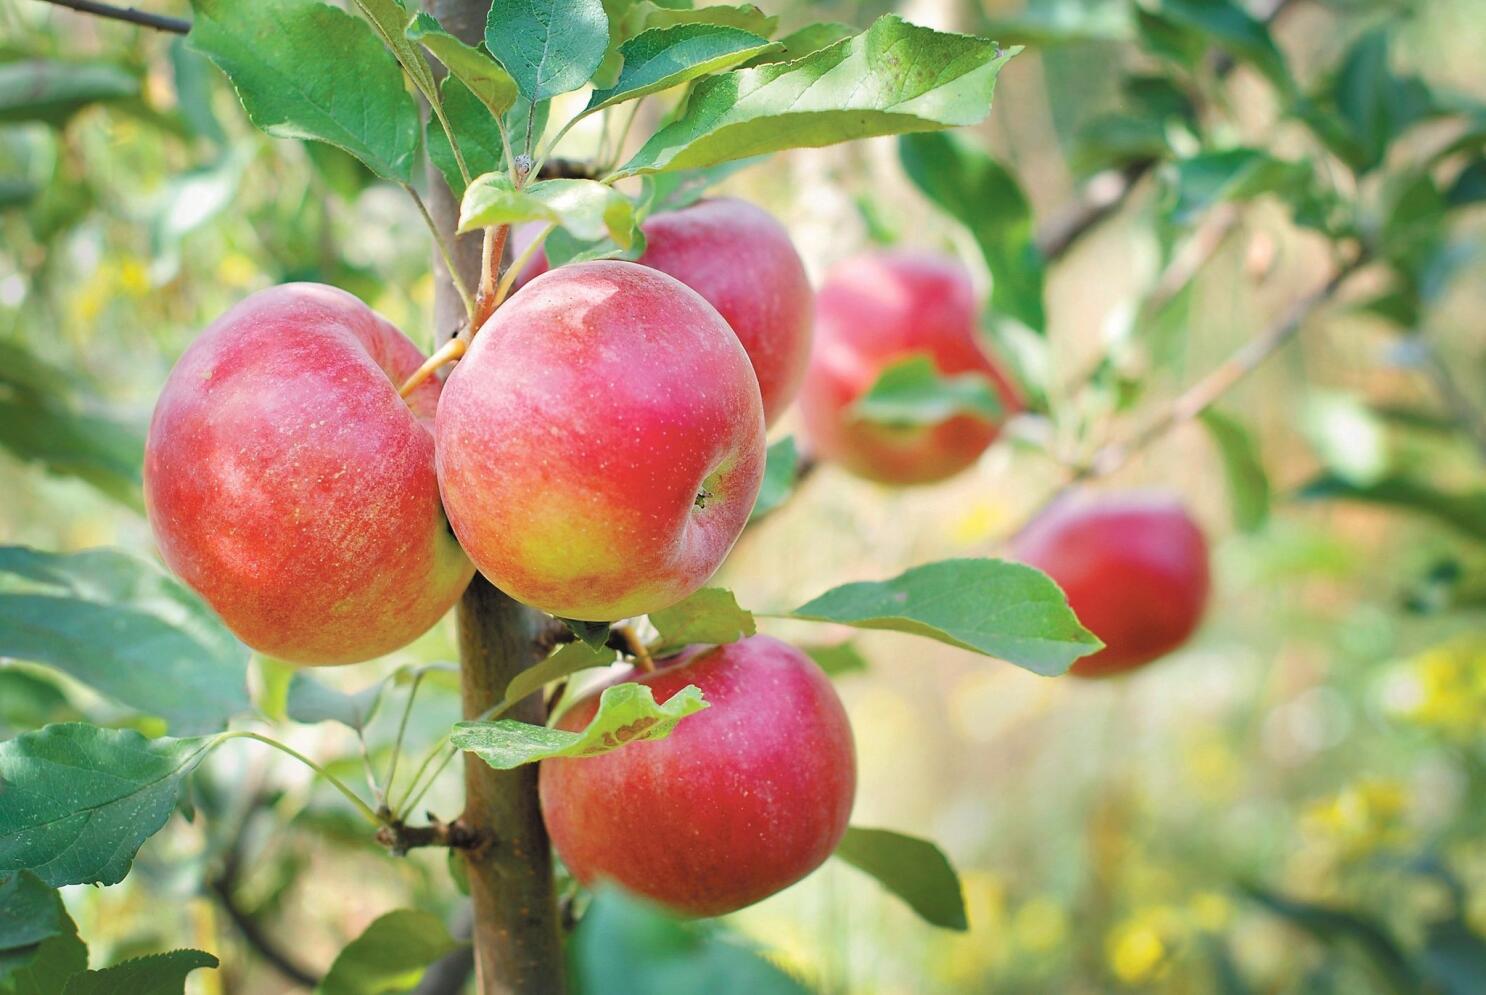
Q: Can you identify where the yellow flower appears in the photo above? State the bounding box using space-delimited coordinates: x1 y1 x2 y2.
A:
1392 635 1486 742
1107 918 1166 985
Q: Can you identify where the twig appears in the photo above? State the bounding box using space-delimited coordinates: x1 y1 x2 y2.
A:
1009 252 1369 538
404 184 477 323
376 813 485 855
33 0 189 33
472 223 510 331
399 336 466 397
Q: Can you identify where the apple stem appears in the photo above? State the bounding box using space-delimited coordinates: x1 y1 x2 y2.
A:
473 223 511 332
616 626 655 673
398 336 466 398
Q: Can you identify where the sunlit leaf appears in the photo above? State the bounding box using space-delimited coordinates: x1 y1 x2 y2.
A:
63 950 217 995
504 641 617 707
786 558 1102 676
318 909 460 995
587 24 777 112
748 435 799 523
649 589 756 651
453 683 707 769
485 0 609 102
408 11 518 118
459 175 636 247
616 16 1018 177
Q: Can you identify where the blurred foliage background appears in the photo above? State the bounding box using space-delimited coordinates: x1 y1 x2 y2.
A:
3 0 1486 991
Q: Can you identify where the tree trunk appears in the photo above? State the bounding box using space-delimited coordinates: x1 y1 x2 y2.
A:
428 2 566 991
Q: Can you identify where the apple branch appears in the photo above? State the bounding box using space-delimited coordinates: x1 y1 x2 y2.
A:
1008 250 1370 539
32 0 189 33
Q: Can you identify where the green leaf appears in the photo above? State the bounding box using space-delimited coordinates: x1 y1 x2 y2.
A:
541 225 648 267
1298 474 1486 544
485 0 609 102
786 558 1103 676
899 131 1045 333
459 175 637 246
638 158 763 216
748 435 799 523
1447 158 1486 207
1201 409 1270 533
1297 29 1437 174
504 641 617 707
63 950 218 995
587 24 778 112
850 354 1003 428
1163 148 1313 225
189 0 421 182
0 906 85 995
0 61 138 125
427 82 543 198
408 11 518 118
286 673 387 732
0 873 69 983
803 642 868 677
453 683 708 770
649 588 756 650
0 671 77 740
980 2 1131 46
740 22 856 67
1243 886 1420 993
317 909 461 995
1421 917 1486 994
560 618 613 652
1148 0 1290 92
0 546 249 734
348 0 440 110
616 16 1018 177
0 724 215 887
623 2 778 38
834 827 967 930
0 340 144 509
570 887 811 994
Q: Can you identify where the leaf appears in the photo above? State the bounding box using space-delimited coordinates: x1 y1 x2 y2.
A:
0 724 215 887
485 0 609 102
426 82 542 198
541 226 648 267
899 131 1045 333
748 435 799 523
170 40 226 144
560 618 613 653
625 2 778 38
803 642 868 677
63 950 218 995
504 642 617 708
0 61 138 125
1421 917 1486 995
1297 29 1437 174
639 158 764 215
0 546 250 734
587 24 778 112
407 11 518 118
458 175 637 247
189 0 421 182
348 0 440 112
740 22 856 67
1447 158 1486 207
0 672 77 740
0 909 85 995
1201 410 1270 532
1243 886 1420 993
453 683 707 770
786 558 1103 676
649 589 756 650
286 673 387 732
1298 475 1486 544
0 873 69 982
615 16 1018 177
1163 148 1313 225
834 827 967 930
980 1 1131 46
850 354 1004 427
570 886 811 995
317 909 461 995
1147 0 1290 92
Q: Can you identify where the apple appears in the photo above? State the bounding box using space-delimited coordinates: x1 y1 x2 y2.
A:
435 261 766 621
1011 493 1211 677
539 635 857 917
144 283 474 665
798 249 1020 485
507 200 812 425
636 198 813 425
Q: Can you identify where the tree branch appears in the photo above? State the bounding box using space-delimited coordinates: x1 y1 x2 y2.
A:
33 0 189 33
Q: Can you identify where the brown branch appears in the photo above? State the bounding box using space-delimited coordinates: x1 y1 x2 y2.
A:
376 813 486 855
538 158 599 180
33 0 189 33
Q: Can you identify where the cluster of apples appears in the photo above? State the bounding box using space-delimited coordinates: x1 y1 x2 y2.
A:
143 193 1209 918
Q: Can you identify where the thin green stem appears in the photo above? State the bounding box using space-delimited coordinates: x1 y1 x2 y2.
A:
219 731 385 827
529 112 587 183
404 183 477 324
391 695 521 820
604 101 642 173
382 666 432 805
430 101 473 188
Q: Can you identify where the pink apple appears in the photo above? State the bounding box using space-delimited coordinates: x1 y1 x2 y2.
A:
539 635 857 917
637 198 813 425
799 249 1021 485
1011 493 1211 677
435 261 765 621
144 283 474 665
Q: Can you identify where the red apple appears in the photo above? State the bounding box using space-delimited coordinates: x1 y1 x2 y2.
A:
798 249 1020 485
539 635 856 917
1011 493 1211 677
435 261 765 621
637 198 813 425
144 283 474 665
